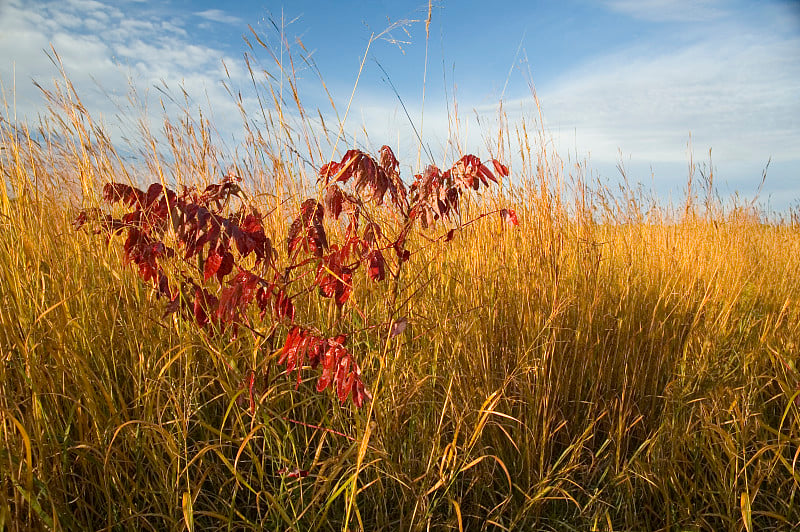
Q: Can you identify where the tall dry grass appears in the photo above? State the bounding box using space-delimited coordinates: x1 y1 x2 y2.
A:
1 39 799 532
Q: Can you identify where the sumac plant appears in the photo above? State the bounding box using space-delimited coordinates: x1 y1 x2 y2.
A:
75 147 517 409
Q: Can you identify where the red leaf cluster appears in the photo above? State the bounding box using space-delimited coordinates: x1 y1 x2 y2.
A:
122 228 172 298
287 199 327 258
280 327 371 407
170 270 295 331
179 205 274 273
81 181 275 296
314 245 354 307
408 155 508 228
319 145 407 212
255 280 295 322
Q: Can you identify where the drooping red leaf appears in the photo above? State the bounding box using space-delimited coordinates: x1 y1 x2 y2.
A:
273 289 295 321
336 272 353 306
379 145 399 174
316 344 337 393
279 327 302 366
157 271 171 299
351 370 371 407
492 159 510 178
193 286 219 328
239 213 262 233
216 251 235 282
103 183 144 206
366 249 385 282
324 184 344 220
144 183 165 209
362 222 382 248
216 271 260 323
287 199 327 257
204 248 223 281
335 353 353 403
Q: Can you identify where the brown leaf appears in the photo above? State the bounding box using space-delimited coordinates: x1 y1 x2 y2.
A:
389 317 408 338
362 222 382 248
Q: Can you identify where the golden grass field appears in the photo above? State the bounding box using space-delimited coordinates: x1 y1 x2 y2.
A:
1 53 800 531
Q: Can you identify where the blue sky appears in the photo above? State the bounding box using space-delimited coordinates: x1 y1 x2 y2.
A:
1 0 799 210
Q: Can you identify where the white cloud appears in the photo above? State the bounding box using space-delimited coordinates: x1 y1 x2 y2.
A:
528 30 800 168
0 0 251 158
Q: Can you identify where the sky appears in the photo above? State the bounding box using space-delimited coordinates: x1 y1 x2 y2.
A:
1 0 799 211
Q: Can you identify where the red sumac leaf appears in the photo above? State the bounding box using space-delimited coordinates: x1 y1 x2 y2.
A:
492 159 510 178
336 272 353 306
240 213 262 233
379 145 399 174
444 229 455 242
277 467 309 479
216 271 259 323
144 183 164 208
72 210 92 230
319 161 342 184
366 249 385 282
335 354 353 403
273 289 295 322
477 164 497 185
204 248 223 281
193 287 218 328
163 292 181 318
350 367 371 408
103 183 144 206
362 222 381 248
500 208 519 227
279 327 303 366
324 185 344 220
157 271 171 299
445 187 460 213
288 199 327 257
216 251 234 282
316 347 336 392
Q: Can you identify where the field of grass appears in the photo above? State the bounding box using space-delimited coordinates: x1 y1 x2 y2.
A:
2 57 800 531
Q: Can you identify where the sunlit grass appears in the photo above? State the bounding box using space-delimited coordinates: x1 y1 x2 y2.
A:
1 39 799 532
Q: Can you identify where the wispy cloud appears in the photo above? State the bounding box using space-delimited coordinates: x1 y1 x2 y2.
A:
604 0 728 22
531 30 800 165
195 9 243 26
